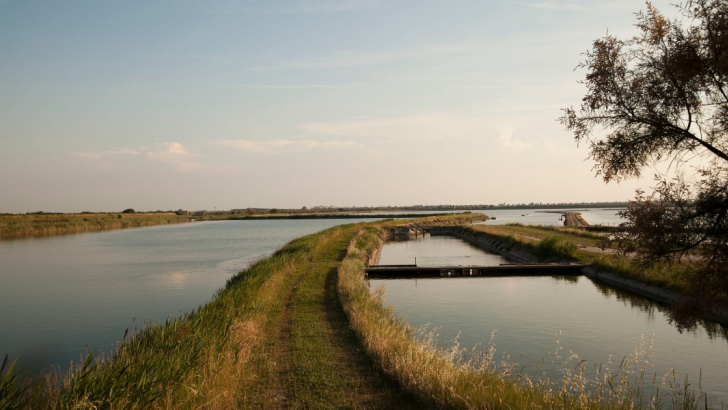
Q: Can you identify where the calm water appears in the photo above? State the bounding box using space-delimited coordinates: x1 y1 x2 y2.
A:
360 208 626 226
0 219 376 374
372 236 728 405
476 208 626 226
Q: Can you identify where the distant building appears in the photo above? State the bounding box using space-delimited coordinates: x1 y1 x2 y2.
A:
176 209 190 215
193 211 206 216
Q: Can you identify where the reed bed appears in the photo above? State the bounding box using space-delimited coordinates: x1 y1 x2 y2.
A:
337 226 719 409
0 213 193 238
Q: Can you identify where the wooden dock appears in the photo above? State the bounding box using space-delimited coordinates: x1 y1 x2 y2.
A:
365 263 585 278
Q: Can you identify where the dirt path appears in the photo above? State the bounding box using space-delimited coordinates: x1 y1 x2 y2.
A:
242 227 417 409
563 212 589 227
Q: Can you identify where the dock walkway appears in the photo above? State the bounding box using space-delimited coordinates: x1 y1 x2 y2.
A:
365 263 585 278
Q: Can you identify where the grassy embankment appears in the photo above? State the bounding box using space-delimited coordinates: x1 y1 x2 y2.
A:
1 213 710 408
0 213 483 409
462 223 696 294
0 213 193 238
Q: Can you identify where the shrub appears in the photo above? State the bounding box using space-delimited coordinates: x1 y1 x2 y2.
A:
535 235 578 260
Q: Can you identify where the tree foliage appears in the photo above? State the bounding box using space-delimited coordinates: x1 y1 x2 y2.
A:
560 0 728 327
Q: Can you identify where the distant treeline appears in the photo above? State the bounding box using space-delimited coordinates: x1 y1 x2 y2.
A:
207 201 630 216
2 202 628 218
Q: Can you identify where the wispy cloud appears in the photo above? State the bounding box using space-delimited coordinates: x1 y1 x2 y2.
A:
499 127 532 151
73 148 140 160
299 113 489 141
528 1 586 10
178 0 381 14
146 142 202 173
211 139 362 153
250 42 473 71
229 84 359 89
510 0 635 11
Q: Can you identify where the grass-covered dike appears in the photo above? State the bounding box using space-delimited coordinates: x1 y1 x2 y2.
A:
0 213 720 409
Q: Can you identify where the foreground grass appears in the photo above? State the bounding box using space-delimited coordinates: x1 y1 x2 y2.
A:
0 213 193 238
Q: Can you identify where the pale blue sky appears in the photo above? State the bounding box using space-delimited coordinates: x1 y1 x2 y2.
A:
1 0 678 212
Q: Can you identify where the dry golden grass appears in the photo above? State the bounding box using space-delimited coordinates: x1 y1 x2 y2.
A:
0 212 192 237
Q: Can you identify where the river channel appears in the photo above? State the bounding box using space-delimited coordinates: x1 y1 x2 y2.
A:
371 235 728 405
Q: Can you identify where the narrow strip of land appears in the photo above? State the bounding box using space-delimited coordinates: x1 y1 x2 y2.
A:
239 226 417 409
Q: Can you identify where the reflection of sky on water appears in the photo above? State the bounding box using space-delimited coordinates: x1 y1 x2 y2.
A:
168 272 187 289
373 236 728 405
474 208 626 226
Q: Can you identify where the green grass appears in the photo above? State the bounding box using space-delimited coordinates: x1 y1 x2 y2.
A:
467 224 694 293
480 223 607 247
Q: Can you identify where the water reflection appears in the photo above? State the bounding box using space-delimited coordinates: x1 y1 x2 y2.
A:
591 279 728 342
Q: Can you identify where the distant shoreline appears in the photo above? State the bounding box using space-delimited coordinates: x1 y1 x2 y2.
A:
0 212 473 239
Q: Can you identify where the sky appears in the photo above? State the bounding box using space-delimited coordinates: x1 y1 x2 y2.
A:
0 0 682 213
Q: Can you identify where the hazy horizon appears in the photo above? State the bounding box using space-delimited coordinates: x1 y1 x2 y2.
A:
1 0 681 213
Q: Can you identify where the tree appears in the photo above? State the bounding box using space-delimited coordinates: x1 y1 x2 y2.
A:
560 0 728 328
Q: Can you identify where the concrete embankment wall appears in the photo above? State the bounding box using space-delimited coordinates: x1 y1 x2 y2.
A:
430 226 728 326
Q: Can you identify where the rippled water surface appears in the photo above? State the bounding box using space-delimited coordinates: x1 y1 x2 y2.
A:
0 219 376 373
372 236 728 405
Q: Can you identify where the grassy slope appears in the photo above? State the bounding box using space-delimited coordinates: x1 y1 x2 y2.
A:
468 224 693 293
